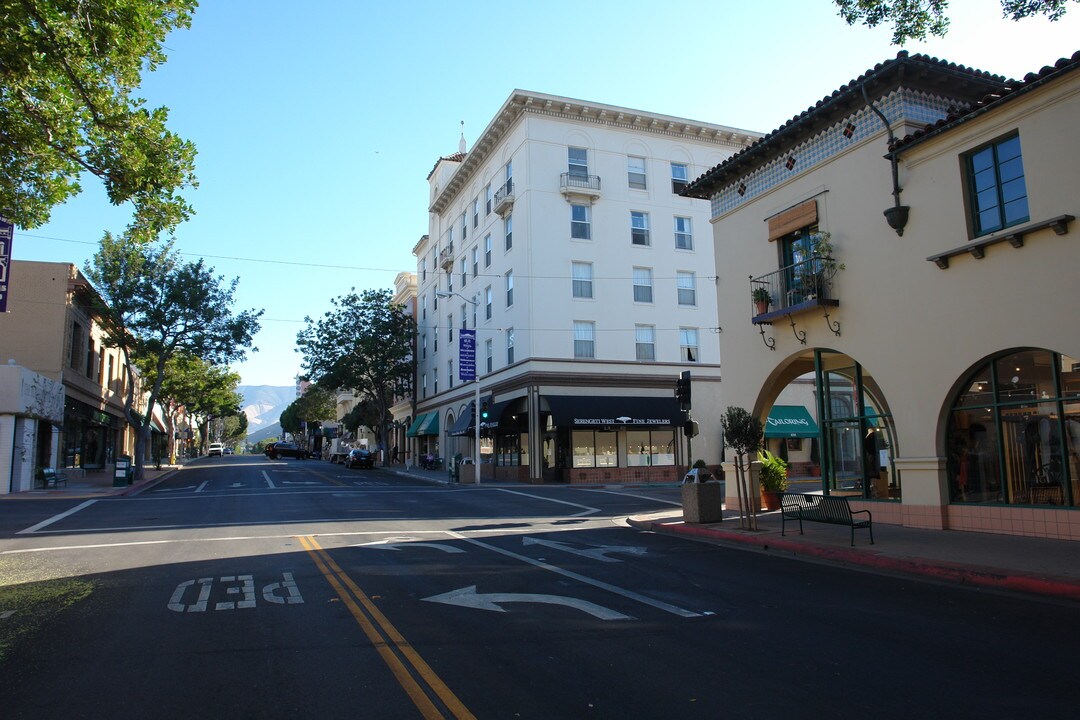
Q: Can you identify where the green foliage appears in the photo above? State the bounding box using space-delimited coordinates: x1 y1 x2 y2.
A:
834 0 1076 45
0 0 198 236
751 287 772 304
693 458 708 469
758 449 790 492
342 400 381 435
280 385 336 439
721 406 764 459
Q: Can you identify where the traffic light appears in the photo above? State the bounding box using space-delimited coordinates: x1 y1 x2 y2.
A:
683 418 699 438
675 370 691 410
480 400 490 421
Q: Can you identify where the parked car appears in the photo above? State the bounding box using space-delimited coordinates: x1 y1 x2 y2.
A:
208 443 224 457
223 448 234 455
266 442 307 460
345 448 374 469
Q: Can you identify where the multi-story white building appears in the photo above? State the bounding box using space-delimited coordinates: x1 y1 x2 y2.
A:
409 91 759 483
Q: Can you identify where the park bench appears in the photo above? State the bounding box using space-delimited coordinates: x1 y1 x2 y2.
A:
41 467 68 488
780 492 873 546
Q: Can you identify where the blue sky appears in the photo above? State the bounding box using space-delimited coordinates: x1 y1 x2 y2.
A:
13 0 1080 387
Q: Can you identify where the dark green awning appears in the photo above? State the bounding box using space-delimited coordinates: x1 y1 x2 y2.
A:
765 405 819 438
405 414 428 438
416 411 440 436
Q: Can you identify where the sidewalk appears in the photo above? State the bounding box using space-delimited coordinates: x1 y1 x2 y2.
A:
1 461 186 500
628 506 1080 603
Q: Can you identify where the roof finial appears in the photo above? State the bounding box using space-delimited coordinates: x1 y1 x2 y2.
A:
458 120 467 154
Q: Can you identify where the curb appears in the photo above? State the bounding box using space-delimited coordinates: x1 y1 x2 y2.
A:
629 516 1080 603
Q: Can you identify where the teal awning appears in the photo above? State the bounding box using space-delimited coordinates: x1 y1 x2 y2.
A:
416 411 440 436
765 405 819 438
405 414 427 438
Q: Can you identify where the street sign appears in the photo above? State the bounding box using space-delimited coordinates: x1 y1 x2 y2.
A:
0 217 11 313
459 329 476 381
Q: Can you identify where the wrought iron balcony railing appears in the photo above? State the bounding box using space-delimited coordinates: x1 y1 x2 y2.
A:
493 180 515 216
749 256 839 323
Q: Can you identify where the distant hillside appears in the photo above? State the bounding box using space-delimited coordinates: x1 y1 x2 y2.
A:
239 385 294 440
247 421 282 444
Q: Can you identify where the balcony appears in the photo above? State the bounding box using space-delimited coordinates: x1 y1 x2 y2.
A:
559 172 601 202
750 256 839 325
493 180 514 217
438 244 454 271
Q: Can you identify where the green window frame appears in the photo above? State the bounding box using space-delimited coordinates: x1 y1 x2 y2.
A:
966 134 1029 237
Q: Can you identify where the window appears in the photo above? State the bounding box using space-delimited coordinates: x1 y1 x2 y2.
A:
626 430 676 467
484 234 492 267
421 295 426 322
471 245 478 277
461 305 467 330
504 214 513 251
433 289 439 311
447 314 453 343
571 430 618 468
448 360 454 389
472 199 479 228
674 216 693 250
422 374 427 399
571 204 590 239
631 211 650 246
505 270 514 307
460 257 467 287
447 270 453 294
506 328 515 365
671 162 689 194
574 321 595 358
485 339 493 373
628 156 647 189
680 327 699 363
633 267 653 303
966 134 1029 236
677 271 696 306
635 325 655 361
572 262 593 299
434 368 438 394
421 334 427 359
485 184 493 215
433 326 438 353
460 211 467 241
485 286 492 320
568 147 588 178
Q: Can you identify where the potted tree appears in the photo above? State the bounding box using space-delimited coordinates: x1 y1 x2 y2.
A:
758 449 789 511
751 286 772 315
721 406 764 530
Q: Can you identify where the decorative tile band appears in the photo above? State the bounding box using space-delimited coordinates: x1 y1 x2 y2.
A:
710 90 958 219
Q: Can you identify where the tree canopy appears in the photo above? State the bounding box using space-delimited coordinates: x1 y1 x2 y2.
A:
279 385 335 444
296 288 415 461
834 0 1077 44
85 233 262 479
0 0 198 236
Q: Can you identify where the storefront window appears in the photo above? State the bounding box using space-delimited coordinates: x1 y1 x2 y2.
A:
948 350 1076 506
496 432 528 466
596 432 617 467
625 430 675 467
572 430 595 468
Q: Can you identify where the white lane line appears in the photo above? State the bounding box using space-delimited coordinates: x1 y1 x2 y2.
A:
577 488 684 507
195 481 209 493
262 471 276 489
16 499 98 535
446 531 701 618
493 488 600 517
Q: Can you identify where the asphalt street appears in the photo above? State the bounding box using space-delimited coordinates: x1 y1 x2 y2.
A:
1 455 1078 719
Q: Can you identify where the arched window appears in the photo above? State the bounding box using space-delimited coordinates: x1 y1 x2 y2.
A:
947 349 1079 506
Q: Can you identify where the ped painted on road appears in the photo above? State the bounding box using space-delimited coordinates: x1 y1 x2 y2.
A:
168 572 303 612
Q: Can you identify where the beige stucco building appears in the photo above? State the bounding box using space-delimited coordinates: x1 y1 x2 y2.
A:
685 51 1079 540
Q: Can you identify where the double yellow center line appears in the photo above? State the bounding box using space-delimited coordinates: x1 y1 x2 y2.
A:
298 535 475 720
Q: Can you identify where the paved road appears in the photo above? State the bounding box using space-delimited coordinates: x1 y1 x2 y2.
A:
2 455 1078 719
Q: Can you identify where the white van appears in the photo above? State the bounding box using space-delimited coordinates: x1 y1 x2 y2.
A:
208 443 224 457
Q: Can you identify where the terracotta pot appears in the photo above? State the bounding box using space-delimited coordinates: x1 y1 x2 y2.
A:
762 490 782 511
755 300 769 315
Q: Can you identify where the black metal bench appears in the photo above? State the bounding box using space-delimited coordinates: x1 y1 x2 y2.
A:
780 492 873 546
41 467 68 488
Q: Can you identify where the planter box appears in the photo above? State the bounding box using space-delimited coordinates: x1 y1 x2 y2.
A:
682 482 723 524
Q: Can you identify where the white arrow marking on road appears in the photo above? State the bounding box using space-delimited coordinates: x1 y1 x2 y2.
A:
522 536 646 562
152 485 199 493
359 540 465 553
281 481 321 485
423 586 632 620
262 471 276 489
228 483 245 488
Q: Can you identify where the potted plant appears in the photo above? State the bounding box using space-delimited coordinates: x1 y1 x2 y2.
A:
751 286 772 315
758 449 789 511
804 231 845 299
721 406 765 530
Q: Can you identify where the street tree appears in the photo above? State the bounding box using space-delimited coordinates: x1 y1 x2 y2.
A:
0 0 199 237
834 0 1077 44
279 385 335 450
296 288 415 465
85 234 262 481
721 406 765 530
219 413 248 449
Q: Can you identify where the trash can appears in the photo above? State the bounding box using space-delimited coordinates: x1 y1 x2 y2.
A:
682 467 714 484
114 456 131 487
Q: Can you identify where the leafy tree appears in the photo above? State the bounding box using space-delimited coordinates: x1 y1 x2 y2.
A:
835 0 1077 44
721 406 765 530
297 288 415 465
85 234 262 481
220 413 247 449
0 0 199 237
279 385 335 449
341 400 381 437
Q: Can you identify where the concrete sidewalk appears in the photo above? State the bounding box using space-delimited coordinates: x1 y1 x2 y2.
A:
1 461 187 499
628 506 1080 603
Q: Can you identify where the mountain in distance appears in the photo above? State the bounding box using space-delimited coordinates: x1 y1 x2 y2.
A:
239 385 295 440
246 421 282 444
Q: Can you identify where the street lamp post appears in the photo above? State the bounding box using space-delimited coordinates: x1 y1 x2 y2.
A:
436 291 481 485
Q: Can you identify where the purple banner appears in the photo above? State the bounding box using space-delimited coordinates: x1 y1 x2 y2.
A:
0 218 12 313
459 329 476 382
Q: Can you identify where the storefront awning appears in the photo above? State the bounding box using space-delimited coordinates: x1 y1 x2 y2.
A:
448 402 475 437
416 411 439 436
765 405 819 438
405 414 427 438
448 399 515 436
544 395 682 428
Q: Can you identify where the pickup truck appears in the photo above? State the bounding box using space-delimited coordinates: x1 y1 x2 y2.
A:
326 438 352 464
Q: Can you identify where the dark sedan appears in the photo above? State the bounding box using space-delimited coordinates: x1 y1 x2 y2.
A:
266 442 307 460
345 448 374 469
